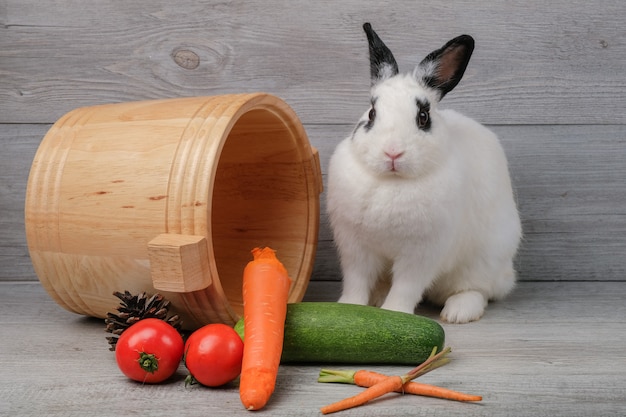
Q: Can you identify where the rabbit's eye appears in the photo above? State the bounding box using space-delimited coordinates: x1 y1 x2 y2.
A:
417 110 429 128
364 107 376 131
416 99 431 130
368 107 376 123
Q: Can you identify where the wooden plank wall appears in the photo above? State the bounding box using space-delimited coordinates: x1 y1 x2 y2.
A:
1 1 625 284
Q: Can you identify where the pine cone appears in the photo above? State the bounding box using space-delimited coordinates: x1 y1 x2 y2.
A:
104 291 183 351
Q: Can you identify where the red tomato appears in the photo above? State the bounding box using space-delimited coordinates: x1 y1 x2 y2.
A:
184 323 244 387
115 318 184 384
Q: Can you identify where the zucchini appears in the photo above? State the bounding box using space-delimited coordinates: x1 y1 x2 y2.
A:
233 302 444 365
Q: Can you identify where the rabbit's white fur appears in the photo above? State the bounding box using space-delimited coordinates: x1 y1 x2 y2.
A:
327 27 521 323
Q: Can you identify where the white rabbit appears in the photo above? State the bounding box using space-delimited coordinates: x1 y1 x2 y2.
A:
327 23 522 323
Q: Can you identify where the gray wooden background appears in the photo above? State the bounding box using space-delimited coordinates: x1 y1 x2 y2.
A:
2 0 625 286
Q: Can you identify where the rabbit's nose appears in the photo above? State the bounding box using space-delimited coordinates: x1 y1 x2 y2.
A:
385 151 404 161
385 151 404 172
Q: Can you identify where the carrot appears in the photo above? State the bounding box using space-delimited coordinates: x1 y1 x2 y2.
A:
321 375 405 415
319 369 482 402
238 247 292 411
320 347 452 414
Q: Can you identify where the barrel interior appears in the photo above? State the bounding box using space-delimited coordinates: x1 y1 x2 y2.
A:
211 108 313 316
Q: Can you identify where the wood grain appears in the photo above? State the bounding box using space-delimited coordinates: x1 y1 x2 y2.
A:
1 281 624 416
1 0 625 124
22 94 320 327
1 0 625 288
2 123 625 282
0 125 41 280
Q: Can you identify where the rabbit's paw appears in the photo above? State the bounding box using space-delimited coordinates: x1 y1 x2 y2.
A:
440 290 487 324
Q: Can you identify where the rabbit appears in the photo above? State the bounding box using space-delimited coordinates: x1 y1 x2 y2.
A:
327 23 522 323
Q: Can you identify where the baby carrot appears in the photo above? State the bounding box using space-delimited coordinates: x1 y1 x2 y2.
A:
320 347 451 414
238 247 292 411
319 369 482 402
320 375 405 415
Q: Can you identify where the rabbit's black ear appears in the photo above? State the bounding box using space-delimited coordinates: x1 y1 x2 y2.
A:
363 23 399 85
416 35 475 100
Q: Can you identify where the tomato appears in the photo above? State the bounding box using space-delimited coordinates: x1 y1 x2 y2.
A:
184 323 244 387
115 318 184 384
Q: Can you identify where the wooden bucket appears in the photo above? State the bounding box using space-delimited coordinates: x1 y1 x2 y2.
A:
25 93 322 329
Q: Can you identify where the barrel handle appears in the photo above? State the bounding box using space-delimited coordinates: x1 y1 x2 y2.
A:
147 234 212 293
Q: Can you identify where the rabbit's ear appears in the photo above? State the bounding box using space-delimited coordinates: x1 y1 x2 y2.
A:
415 35 475 100
363 23 399 85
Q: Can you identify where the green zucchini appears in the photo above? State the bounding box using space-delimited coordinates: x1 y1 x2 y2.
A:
233 302 444 365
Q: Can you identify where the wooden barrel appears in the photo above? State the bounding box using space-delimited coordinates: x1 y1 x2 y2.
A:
25 93 322 329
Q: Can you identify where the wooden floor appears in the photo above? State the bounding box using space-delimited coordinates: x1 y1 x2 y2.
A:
1 280 625 416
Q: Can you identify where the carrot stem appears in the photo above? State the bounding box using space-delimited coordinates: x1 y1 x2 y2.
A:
238 247 292 411
318 369 358 384
402 346 451 382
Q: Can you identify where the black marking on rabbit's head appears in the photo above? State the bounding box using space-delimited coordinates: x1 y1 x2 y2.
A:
363 23 399 85
362 23 475 101
416 35 475 100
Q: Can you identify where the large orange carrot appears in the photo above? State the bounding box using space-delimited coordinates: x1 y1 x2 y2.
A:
319 369 482 402
320 347 451 414
238 247 292 411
